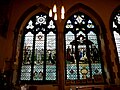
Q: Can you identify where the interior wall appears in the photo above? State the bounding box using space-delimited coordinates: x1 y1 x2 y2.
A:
0 0 120 90
0 0 119 70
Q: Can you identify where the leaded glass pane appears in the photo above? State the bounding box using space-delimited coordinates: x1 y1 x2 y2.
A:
20 65 31 80
33 65 43 80
79 64 90 79
87 31 102 78
87 20 95 28
66 31 77 79
76 32 87 64
46 65 56 80
66 31 75 51
35 15 47 25
88 31 98 47
35 32 44 63
26 20 34 29
113 12 120 29
65 20 73 29
75 15 83 24
46 32 56 80
91 63 102 77
112 11 120 63
67 64 77 80
65 12 103 84
23 32 33 64
20 13 57 83
113 22 117 28
88 31 100 63
66 31 75 63
48 20 55 29
77 31 86 38
33 32 44 80
76 32 91 80
113 31 120 62
20 32 33 80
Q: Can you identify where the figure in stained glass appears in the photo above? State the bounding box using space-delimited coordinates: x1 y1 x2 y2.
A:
20 13 57 82
91 46 99 63
66 46 75 63
65 12 103 83
48 52 55 64
66 46 71 61
79 49 83 60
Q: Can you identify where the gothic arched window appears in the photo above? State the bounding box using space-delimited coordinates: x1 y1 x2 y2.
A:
65 12 104 84
112 10 120 62
19 13 57 84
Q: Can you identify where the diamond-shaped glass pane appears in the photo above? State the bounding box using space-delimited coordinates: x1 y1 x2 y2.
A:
33 65 43 80
20 13 57 82
91 63 102 78
46 65 56 80
67 64 77 80
20 65 31 80
65 12 103 84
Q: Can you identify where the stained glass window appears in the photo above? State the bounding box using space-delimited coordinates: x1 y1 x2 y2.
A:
65 12 104 84
112 10 120 62
20 13 57 83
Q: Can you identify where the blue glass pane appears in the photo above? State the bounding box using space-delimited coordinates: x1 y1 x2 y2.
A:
67 64 77 80
20 13 57 82
46 65 56 80
65 12 103 84
91 63 102 78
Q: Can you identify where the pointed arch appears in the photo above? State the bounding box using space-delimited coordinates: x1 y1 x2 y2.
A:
13 3 50 65
12 3 58 84
110 5 120 63
64 3 112 84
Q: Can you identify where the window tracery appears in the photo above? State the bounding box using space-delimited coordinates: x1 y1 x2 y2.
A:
20 13 57 83
65 12 104 84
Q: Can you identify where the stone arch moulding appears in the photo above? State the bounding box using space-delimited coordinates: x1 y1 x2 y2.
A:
12 3 51 84
64 3 113 84
13 3 50 63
